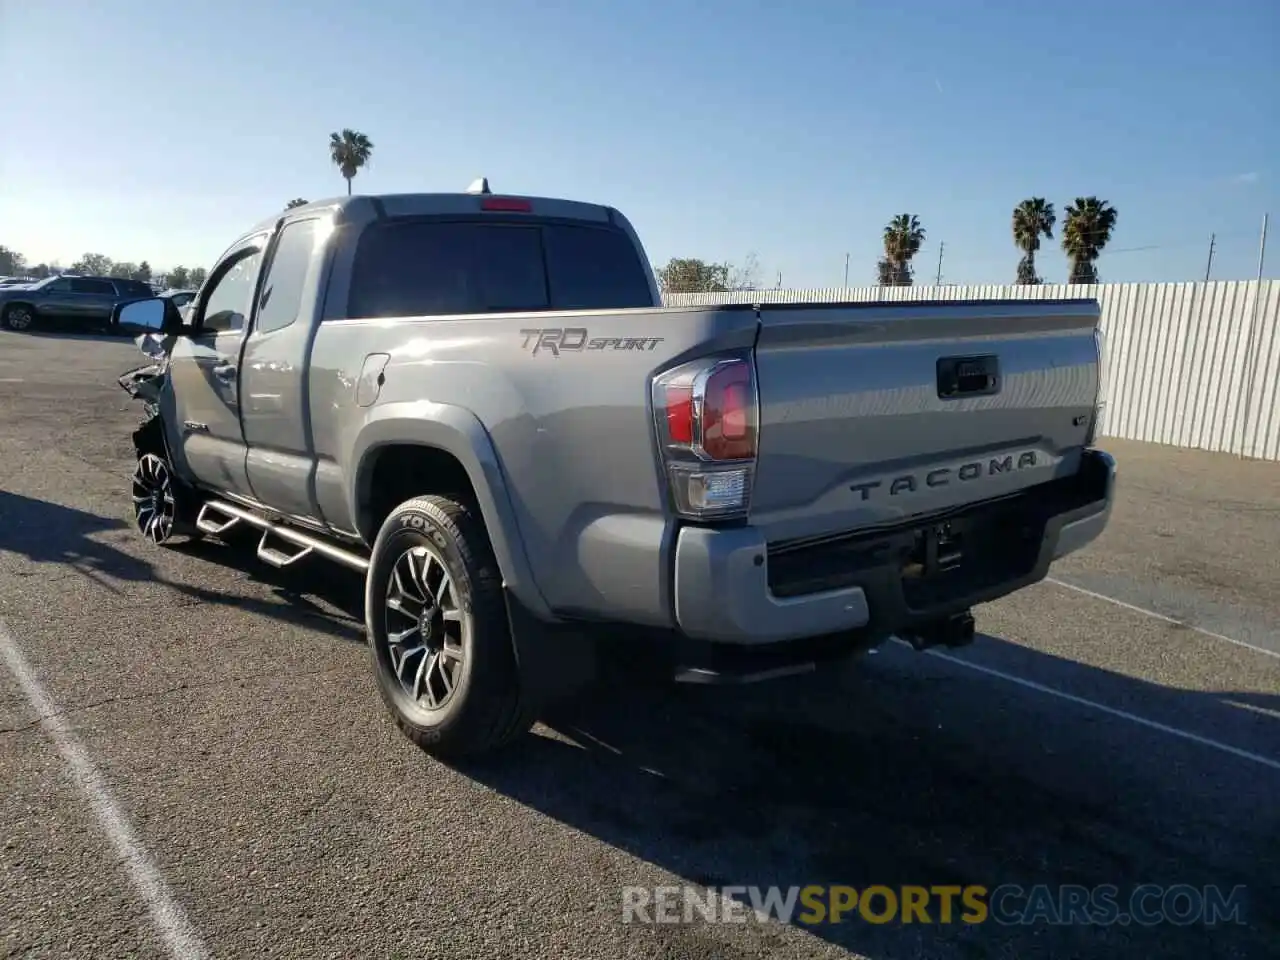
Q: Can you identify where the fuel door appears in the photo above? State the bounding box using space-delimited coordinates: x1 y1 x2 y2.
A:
356 353 390 407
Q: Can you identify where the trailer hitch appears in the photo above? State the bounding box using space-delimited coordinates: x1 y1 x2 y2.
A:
902 611 976 651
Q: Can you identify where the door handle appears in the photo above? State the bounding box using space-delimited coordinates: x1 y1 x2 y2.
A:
212 364 237 382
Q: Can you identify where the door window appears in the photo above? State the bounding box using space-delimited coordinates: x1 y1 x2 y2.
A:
199 250 263 334
113 279 155 298
70 278 116 295
255 219 319 334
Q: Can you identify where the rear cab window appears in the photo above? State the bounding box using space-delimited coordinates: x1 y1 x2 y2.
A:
346 218 653 320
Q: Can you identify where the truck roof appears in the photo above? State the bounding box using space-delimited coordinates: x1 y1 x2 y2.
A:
243 190 620 241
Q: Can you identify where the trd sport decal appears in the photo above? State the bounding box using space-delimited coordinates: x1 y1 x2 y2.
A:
520 328 665 357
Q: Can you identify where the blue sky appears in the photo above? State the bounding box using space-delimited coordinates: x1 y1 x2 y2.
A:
2 0 1276 287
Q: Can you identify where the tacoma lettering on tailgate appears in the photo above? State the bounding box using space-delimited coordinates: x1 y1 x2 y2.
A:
850 451 1039 501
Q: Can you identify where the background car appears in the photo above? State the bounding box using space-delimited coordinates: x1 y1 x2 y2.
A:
0 275 158 333
158 287 197 309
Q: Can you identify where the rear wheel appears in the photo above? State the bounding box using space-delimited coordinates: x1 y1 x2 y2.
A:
3 304 34 331
131 453 201 545
365 495 533 760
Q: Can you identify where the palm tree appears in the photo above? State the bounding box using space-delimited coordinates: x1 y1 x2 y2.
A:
879 214 926 285
328 129 374 196
285 198 308 209
1061 197 1118 284
1012 198 1056 285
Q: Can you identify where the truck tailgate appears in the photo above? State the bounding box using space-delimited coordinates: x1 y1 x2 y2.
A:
749 299 1102 544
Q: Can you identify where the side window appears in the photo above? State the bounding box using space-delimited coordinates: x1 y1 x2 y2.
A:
46 278 73 293
200 251 263 334
347 222 548 319
71 278 117 295
117 279 153 297
255 219 318 335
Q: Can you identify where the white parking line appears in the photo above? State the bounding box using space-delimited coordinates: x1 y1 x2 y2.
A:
892 638 1280 771
0 622 210 960
1045 575 1280 661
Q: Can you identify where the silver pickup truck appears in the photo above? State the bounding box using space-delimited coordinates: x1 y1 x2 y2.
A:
114 180 1115 759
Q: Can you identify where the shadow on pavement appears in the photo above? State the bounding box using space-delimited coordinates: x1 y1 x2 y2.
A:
1 488 1276 959
0 489 364 644
462 662 1278 959
1 327 126 344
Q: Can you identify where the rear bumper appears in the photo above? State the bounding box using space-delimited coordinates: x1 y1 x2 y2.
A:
672 447 1116 646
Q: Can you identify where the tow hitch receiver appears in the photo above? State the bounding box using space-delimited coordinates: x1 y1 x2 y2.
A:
902 611 976 651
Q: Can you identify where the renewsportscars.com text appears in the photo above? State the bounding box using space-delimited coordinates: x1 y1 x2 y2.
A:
620 884 1248 927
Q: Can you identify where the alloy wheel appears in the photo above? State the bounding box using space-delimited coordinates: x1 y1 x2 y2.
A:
132 454 177 543
5 306 33 331
383 545 468 710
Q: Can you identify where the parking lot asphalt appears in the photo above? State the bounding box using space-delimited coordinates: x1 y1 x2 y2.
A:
0 329 1277 960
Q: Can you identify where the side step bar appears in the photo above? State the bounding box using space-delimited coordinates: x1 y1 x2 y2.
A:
256 530 313 569
196 500 369 574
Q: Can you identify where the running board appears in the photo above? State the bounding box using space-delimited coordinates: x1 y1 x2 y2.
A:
196 502 240 536
257 530 312 569
198 499 369 573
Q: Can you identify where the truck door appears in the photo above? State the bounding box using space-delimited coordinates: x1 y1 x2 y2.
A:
238 216 327 522
68 277 118 321
166 238 266 498
32 276 77 319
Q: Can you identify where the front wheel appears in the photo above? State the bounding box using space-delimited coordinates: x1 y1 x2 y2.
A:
131 453 201 544
3 304 34 332
365 495 533 760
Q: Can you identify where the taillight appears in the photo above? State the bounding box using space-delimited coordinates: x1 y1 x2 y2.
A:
481 196 532 213
652 356 758 521
701 361 755 460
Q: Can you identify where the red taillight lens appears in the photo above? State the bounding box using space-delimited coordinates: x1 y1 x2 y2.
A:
481 196 532 212
701 362 756 460
652 355 758 520
664 384 694 444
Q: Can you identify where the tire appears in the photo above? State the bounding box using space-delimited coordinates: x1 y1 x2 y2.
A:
131 452 203 545
365 495 533 760
3 304 35 332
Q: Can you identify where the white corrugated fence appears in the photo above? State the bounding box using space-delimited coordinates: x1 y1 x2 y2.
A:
663 280 1280 461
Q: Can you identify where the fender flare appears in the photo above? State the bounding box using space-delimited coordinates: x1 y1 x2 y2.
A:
347 400 551 618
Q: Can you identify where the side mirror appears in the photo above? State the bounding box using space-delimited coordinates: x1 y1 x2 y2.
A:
115 297 169 333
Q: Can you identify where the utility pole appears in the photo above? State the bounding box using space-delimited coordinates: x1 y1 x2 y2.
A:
935 242 945 285
1204 233 1216 281
1258 213 1269 280
843 253 849 287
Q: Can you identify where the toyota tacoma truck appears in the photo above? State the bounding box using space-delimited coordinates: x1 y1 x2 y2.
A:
113 180 1116 759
